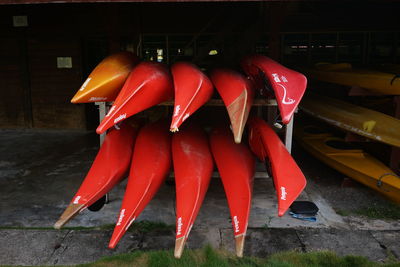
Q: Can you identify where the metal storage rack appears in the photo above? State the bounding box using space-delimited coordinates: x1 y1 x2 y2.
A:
95 98 295 179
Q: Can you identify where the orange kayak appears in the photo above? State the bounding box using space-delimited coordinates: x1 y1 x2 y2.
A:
172 124 213 258
170 62 214 132
71 52 139 103
54 122 139 229
96 62 174 134
108 121 172 249
210 69 255 144
247 117 306 216
241 55 307 124
210 126 255 257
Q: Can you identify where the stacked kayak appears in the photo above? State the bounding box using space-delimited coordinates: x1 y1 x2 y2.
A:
54 122 139 229
248 117 306 217
211 69 255 143
241 55 307 124
71 52 140 103
56 52 311 258
210 125 255 258
302 63 400 95
295 125 400 203
172 123 213 258
300 93 400 148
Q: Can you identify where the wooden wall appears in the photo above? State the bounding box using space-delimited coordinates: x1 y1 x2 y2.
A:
0 2 399 129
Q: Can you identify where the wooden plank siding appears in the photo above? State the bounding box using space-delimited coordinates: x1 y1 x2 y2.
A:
28 37 85 129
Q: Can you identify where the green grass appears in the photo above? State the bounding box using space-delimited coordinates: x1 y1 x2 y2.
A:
73 246 399 267
354 202 400 220
334 202 400 220
2 246 399 267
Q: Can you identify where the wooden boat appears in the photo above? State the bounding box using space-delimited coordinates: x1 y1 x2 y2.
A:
170 62 214 132
108 121 172 249
71 52 139 103
210 69 255 144
241 55 307 124
247 116 306 216
54 122 139 229
210 126 255 257
300 93 400 148
302 63 400 95
172 124 213 258
96 62 174 134
295 125 400 203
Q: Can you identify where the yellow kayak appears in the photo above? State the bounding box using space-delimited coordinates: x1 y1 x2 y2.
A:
302 63 400 95
295 125 400 203
300 93 400 148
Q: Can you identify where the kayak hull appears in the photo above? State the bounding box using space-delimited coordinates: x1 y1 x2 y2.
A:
170 62 214 132
296 125 400 203
172 124 213 258
71 52 139 103
241 55 307 124
303 64 400 95
210 69 255 143
108 121 172 249
97 62 174 134
210 126 255 257
248 117 306 216
54 122 139 229
300 93 400 148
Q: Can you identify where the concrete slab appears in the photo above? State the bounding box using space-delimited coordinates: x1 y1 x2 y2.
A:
296 228 387 262
371 231 400 259
219 228 303 258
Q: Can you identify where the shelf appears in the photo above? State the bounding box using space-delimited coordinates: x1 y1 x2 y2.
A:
158 98 277 107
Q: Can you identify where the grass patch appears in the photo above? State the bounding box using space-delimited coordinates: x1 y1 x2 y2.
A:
333 202 400 220
354 202 400 220
72 246 399 267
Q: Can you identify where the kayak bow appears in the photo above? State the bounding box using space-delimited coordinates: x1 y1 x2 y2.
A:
96 62 174 134
172 124 213 258
71 52 139 103
210 126 255 257
54 122 139 229
108 121 172 249
170 62 214 132
210 69 255 144
247 116 306 216
241 55 307 124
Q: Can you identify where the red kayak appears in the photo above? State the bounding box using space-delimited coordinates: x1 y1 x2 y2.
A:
108 121 172 249
247 116 306 216
210 69 255 144
71 52 140 103
172 124 213 258
170 62 213 132
241 55 307 124
96 62 174 134
209 126 255 257
54 122 139 229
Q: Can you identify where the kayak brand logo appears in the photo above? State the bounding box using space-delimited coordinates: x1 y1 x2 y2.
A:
117 209 126 226
89 96 107 102
79 78 91 91
272 73 295 105
73 196 81 204
280 186 287 200
106 106 116 117
177 217 183 236
114 113 127 124
233 216 240 233
182 113 190 122
174 105 181 117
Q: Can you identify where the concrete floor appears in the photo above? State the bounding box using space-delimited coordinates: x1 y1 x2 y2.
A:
0 128 346 230
0 128 399 265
